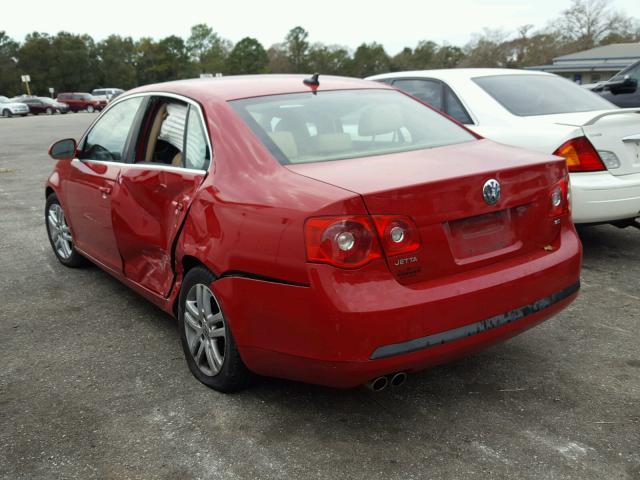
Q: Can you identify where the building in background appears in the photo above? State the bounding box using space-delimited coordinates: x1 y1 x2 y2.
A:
527 43 640 85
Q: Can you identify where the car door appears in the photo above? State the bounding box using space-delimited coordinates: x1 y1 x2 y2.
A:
62 96 145 272
111 96 210 297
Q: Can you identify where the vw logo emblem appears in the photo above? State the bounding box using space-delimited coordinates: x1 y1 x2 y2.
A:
483 179 501 206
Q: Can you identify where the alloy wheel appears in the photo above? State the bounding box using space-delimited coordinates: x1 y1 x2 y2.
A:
47 204 73 259
184 283 226 376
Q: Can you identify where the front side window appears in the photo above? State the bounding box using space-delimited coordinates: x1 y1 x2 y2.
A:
473 74 615 116
231 89 475 164
80 97 143 161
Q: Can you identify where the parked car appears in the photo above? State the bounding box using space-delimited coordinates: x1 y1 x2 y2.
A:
586 60 640 108
0 96 29 117
370 69 640 227
56 92 106 112
91 88 125 102
45 75 581 392
14 96 69 114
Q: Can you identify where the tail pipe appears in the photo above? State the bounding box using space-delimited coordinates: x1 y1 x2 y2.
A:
390 371 407 387
365 376 389 392
364 372 407 392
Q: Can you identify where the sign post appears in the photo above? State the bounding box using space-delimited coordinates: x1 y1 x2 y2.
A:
21 75 32 96
48 87 54 98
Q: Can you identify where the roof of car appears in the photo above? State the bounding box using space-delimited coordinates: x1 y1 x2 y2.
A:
127 74 392 102
368 68 552 81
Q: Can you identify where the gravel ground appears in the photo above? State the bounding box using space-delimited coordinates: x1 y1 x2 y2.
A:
0 113 639 480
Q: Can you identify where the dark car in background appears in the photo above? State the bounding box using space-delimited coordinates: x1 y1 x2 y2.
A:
15 96 69 114
588 60 640 107
56 92 106 112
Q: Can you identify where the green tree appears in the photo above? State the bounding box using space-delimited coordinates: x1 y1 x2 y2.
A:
48 32 97 92
460 29 511 67
0 31 19 96
96 35 137 89
17 33 53 95
391 47 415 71
186 23 230 74
227 37 268 74
266 43 291 73
307 44 352 75
285 26 310 72
351 42 391 77
136 36 194 85
433 45 465 68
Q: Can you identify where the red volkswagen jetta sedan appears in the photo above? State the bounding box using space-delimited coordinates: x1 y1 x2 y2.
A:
45 75 581 392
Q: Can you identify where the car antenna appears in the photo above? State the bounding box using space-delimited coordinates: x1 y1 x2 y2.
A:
303 73 320 87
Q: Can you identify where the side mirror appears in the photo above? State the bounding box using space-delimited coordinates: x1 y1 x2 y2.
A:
48 138 77 160
608 75 638 95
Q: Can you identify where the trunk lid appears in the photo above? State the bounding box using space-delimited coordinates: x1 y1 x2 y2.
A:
288 139 567 284
545 108 640 176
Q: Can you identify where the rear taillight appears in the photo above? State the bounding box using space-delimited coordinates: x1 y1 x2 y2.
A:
549 176 570 217
371 215 421 256
304 216 381 269
304 215 422 269
553 136 605 172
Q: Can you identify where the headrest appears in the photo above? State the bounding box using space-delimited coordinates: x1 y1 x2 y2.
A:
308 133 352 155
268 132 298 159
358 104 404 136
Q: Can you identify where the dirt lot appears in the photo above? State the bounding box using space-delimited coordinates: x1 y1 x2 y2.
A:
1 113 639 480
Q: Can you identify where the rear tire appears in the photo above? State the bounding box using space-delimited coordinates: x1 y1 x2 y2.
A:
46 107 53 115
2 109 12 118
45 193 86 268
86 105 95 113
178 266 251 392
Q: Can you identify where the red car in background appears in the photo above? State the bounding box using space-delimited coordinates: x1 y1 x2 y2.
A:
56 92 106 112
45 75 582 392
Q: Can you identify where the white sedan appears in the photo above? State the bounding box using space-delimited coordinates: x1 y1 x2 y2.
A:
368 69 640 226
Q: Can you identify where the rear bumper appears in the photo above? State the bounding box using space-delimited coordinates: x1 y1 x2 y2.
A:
571 171 640 223
212 224 582 388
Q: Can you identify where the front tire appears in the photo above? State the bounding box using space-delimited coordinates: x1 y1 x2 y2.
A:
178 266 250 392
45 194 86 267
86 105 95 113
46 107 53 115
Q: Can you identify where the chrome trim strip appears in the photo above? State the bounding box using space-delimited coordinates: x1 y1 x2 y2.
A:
370 282 580 360
76 159 205 175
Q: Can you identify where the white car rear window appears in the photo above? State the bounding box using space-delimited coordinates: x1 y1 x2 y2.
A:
473 75 615 116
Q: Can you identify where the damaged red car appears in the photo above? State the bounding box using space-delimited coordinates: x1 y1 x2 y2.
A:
45 75 582 392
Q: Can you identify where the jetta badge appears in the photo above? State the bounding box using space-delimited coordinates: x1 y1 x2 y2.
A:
483 179 501 206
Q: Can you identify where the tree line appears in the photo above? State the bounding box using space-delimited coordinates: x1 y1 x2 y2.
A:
0 0 638 97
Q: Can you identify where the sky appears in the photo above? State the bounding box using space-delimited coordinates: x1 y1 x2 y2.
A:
3 0 640 54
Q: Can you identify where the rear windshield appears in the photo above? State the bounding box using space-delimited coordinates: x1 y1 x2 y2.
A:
473 74 615 116
230 89 475 164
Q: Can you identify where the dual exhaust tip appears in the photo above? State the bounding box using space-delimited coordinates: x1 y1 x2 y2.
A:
365 372 407 392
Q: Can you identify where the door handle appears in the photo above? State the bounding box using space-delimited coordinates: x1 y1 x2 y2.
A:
99 186 112 197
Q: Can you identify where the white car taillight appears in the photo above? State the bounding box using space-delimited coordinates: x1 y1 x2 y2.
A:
597 151 621 170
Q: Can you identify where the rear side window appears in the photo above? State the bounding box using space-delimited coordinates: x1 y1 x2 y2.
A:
444 87 473 124
184 107 210 170
80 97 143 161
231 89 475 165
473 74 615 116
393 79 443 109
